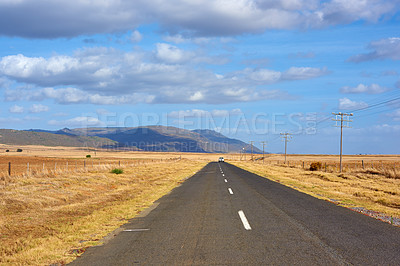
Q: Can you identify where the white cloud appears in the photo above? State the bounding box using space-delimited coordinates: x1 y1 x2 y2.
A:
48 116 105 127
320 0 397 25
349 37 400 62
2 47 320 104
29 104 49 113
248 69 282 82
163 34 187 44
188 91 204 101
235 66 328 84
169 108 243 118
0 1 398 39
387 109 400 121
5 87 155 105
130 30 143 43
340 83 389 94
282 67 328 80
155 43 193 64
370 124 400 133
9 104 24 113
338 97 368 110
168 109 209 118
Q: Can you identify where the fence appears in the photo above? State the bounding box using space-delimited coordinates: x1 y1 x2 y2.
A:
253 158 399 175
1 157 180 181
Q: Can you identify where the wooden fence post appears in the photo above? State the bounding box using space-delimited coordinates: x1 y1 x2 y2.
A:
27 162 29 174
362 160 364 170
325 162 327 172
8 162 11 176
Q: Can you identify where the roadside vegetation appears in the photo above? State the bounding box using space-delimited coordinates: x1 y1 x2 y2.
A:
232 161 400 221
0 159 206 265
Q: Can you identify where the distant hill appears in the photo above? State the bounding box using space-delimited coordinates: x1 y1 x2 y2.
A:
0 129 117 147
27 126 262 153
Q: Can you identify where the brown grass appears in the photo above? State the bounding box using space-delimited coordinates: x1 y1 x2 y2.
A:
0 158 207 265
231 161 400 220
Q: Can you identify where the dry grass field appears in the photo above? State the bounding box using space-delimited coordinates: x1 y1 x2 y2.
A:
0 144 223 178
0 155 207 265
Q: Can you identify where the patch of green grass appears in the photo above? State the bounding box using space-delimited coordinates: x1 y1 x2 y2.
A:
110 168 123 174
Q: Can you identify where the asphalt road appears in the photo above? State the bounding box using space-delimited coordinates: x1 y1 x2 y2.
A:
70 162 400 265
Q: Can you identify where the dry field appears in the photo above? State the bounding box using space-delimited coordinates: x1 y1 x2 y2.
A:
0 144 224 177
0 157 207 265
0 144 225 160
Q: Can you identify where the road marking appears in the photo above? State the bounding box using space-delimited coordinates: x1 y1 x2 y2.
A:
123 229 150 232
224 179 227 183
238 210 252 230
228 188 233 194
222 174 225 176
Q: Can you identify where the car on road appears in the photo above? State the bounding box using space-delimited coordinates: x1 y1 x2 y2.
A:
218 157 224 162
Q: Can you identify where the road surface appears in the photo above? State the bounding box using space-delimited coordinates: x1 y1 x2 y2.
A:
70 162 400 265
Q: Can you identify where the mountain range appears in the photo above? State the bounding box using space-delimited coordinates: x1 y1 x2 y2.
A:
0 126 262 153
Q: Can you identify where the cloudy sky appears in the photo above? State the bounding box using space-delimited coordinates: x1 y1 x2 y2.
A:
0 0 399 154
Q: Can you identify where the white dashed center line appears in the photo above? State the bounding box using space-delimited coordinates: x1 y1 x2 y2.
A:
238 210 252 230
124 229 150 232
228 188 233 195
224 179 227 183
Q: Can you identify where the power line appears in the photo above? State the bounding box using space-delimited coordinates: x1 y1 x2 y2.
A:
350 96 400 113
316 92 400 130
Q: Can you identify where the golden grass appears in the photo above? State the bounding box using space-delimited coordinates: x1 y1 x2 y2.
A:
0 144 226 161
0 159 207 265
231 161 400 219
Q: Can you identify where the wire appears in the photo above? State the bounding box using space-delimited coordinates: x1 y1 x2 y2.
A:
350 96 400 113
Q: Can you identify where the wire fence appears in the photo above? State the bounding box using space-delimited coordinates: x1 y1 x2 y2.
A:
251 158 399 177
0 157 181 183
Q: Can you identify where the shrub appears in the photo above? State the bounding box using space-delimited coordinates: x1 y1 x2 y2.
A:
5 149 9 152
111 168 123 174
86 154 91 158
310 162 322 171
16 149 23 152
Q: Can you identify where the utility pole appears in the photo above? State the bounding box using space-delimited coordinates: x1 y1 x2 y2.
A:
249 141 254 161
280 133 292 164
332 112 353 173
261 141 267 164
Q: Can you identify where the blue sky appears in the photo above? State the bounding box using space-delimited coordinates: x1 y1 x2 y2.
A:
0 0 399 154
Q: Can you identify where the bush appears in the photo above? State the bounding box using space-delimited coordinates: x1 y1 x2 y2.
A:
5 150 9 152
111 168 123 174
16 149 23 152
310 162 322 171
86 154 91 158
